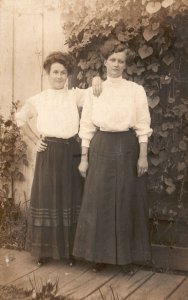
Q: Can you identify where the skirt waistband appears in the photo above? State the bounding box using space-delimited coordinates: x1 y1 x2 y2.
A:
99 128 135 135
44 136 75 144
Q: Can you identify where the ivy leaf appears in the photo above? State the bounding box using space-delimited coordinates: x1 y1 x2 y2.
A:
143 26 159 41
117 32 127 42
159 150 168 162
183 137 188 145
183 126 188 136
137 67 146 75
160 75 171 84
173 104 188 117
146 2 161 14
77 72 83 80
151 145 160 155
164 177 173 186
100 19 109 28
177 174 184 181
147 63 159 72
185 112 188 121
166 185 176 194
126 64 137 75
162 122 173 130
168 97 175 103
148 166 158 175
163 54 175 66
148 96 160 108
78 59 89 70
171 146 179 153
142 17 150 27
162 0 174 8
109 20 118 27
179 140 187 151
152 22 160 31
181 98 188 105
154 106 162 114
177 162 186 172
159 131 169 137
95 61 102 70
182 0 188 6
150 155 161 166
164 177 176 194
138 45 153 59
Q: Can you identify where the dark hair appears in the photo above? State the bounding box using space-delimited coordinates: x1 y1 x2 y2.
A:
43 51 74 75
100 39 130 61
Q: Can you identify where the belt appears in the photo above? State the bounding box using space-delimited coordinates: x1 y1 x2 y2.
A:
44 137 72 144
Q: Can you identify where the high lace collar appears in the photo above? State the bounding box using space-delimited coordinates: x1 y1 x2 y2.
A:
106 76 124 84
47 88 67 94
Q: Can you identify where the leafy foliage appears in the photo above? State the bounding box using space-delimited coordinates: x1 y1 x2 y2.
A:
0 103 28 249
61 0 188 218
0 102 27 203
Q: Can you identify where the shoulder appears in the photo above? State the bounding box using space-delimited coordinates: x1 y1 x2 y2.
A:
127 81 146 96
27 91 45 105
125 80 143 90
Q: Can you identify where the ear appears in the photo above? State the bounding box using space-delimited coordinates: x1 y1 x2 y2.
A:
104 60 107 67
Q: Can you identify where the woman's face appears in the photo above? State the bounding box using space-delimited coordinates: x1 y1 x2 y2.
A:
104 51 126 78
48 62 68 89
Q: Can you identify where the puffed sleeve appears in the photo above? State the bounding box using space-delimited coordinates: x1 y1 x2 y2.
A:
79 88 97 147
15 95 38 127
134 85 152 143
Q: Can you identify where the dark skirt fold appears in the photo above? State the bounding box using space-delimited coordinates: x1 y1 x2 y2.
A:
73 130 151 265
26 137 83 260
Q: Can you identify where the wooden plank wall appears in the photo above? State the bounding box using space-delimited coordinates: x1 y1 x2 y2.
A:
0 0 67 204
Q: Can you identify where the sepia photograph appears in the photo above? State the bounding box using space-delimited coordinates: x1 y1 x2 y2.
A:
0 0 188 299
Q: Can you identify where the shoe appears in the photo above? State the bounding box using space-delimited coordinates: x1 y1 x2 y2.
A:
92 263 106 272
68 258 75 267
37 258 47 267
121 264 136 276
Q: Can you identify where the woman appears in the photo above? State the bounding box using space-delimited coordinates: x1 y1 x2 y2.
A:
73 40 153 273
16 51 101 266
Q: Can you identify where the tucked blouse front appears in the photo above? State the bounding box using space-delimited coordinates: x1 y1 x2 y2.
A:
16 88 84 139
79 77 152 147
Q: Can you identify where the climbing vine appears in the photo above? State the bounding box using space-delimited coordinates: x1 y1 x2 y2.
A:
61 0 188 220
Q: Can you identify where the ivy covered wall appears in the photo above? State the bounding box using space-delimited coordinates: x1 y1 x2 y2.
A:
62 0 188 236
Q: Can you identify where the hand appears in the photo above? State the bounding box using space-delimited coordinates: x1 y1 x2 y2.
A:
36 137 47 152
137 156 148 177
78 160 89 178
92 76 103 97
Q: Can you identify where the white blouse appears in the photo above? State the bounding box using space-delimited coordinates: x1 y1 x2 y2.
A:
79 76 152 147
16 88 85 139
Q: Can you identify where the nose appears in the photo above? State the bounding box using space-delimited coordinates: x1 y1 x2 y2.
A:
113 60 119 67
56 72 62 78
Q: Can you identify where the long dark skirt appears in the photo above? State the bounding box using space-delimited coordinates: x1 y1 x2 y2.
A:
73 130 151 265
26 136 83 260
